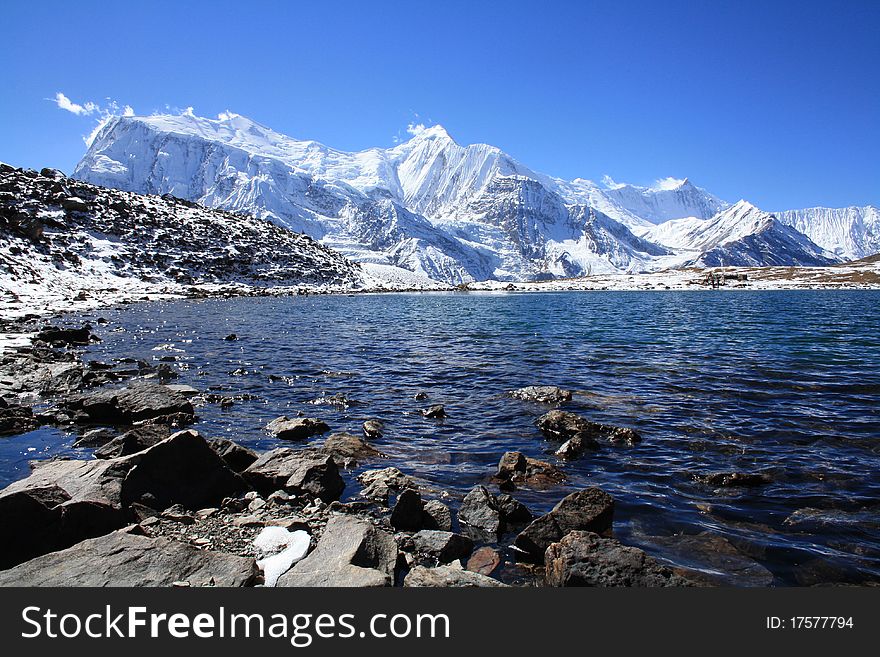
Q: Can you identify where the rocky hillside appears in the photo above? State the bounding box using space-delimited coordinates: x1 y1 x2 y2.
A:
0 163 364 315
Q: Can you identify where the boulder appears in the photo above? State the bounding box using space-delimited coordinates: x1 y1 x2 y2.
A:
421 404 447 419
536 410 641 454
390 489 424 531
243 448 344 502
278 515 398 586
209 438 259 472
422 499 453 531
321 432 384 465
0 397 40 436
35 325 95 346
65 383 194 425
362 419 384 440
93 424 170 459
545 531 694 587
266 416 329 440
358 467 416 504
412 530 473 563
466 546 502 576
0 530 259 586
458 486 532 539
495 451 565 489
404 564 507 587
509 386 572 404
515 488 615 561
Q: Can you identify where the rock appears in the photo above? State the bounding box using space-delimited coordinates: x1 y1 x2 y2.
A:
545 531 694 587
536 410 641 453
224 334 238 341
421 404 447 419
404 564 506 587
413 392 428 400
160 504 195 524
278 515 398 586
35 325 95 346
156 363 178 381
0 398 40 436
358 467 416 504
0 530 259 586
495 451 565 488
93 424 171 459
65 383 194 425
119 430 248 511
209 438 259 472
390 489 424 531
72 427 117 448
695 472 772 487
458 486 501 536
647 532 774 586
466 546 502 576
515 488 615 561
243 448 344 502
0 485 124 569
412 530 473 563
321 432 383 465
39 167 66 180
362 419 384 439
60 196 90 213
495 493 533 524
266 416 329 441
509 385 572 404
163 384 199 397
422 499 453 531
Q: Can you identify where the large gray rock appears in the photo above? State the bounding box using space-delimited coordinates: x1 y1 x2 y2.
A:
94 424 171 459
515 488 614 561
278 515 398 586
243 448 344 501
545 531 694 587
422 499 453 531
209 438 259 472
404 564 507 587
508 386 572 404
0 397 40 436
65 383 194 425
358 467 415 504
536 410 641 456
458 485 532 538
266 416 329 441
0 530 259 586
0 429 246 568
320 432 384 465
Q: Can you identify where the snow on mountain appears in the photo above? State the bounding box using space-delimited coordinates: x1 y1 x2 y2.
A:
645 200 838 267
775 206 880 261
601 176 729 224
73 110 873 281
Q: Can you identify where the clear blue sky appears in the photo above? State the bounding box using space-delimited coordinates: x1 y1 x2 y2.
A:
1 0 877 210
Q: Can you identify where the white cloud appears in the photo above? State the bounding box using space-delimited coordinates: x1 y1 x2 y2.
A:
52 92 99 116
652 176 687 191
406 122 427 136
601 174 624 190
218 110 239 121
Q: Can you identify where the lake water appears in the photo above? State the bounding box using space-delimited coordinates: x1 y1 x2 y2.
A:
4 291 880 585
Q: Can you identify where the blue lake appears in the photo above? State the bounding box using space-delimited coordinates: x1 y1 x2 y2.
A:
4 290 879 585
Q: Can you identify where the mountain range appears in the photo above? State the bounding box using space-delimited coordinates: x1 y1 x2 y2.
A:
73 112 879 284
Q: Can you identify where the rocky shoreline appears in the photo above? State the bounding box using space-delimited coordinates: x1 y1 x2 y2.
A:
0 319 747 587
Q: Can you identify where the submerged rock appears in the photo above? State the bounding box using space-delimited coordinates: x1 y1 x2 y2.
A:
362 419 384 440
694 472 772 488
509 385 573 404
536 410 641 455
0 530 259 587
266 416 329 441
321 432 384 466
515 488 615 561
278 515 398 587
545 531 694 587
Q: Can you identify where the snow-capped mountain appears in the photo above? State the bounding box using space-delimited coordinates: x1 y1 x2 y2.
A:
73 111 873 282
644 201 837 267
775 206 880 261
601 176 729 224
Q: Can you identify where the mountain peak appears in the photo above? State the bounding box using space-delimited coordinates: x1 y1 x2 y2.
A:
407 123 454 143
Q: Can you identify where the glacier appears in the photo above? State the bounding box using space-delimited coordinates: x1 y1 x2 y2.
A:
73 111 872 283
